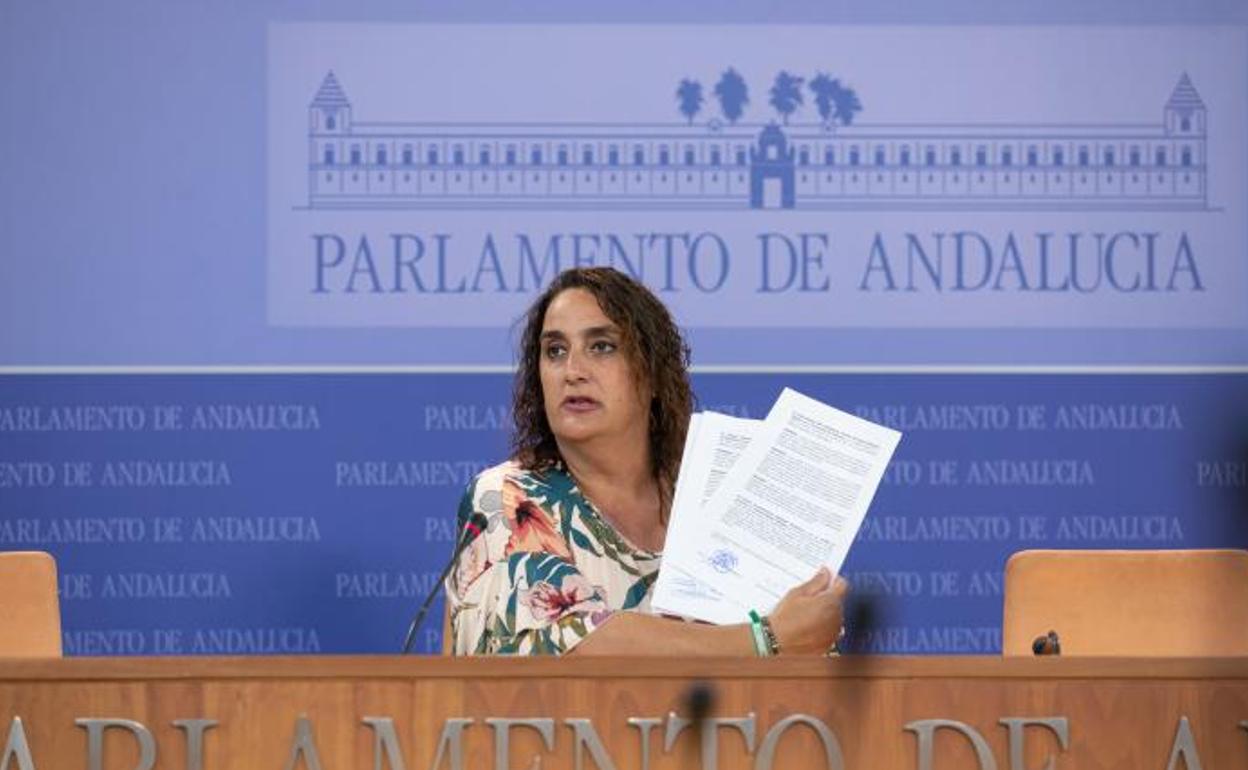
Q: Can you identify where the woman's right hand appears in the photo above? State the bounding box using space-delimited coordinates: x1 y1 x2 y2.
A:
767 567 850 654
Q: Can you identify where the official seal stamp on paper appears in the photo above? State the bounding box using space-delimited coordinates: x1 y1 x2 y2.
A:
708 548 739 574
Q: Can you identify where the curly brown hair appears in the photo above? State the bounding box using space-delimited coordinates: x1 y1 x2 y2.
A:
511 267 693 516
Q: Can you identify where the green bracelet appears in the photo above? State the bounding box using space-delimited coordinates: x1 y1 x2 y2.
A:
747 610 770 657
758 614 781 655
748 609 778 653
749 609 781 656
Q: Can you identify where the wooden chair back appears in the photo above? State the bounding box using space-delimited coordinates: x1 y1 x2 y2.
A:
0 551 63 657
1002 549 1248 656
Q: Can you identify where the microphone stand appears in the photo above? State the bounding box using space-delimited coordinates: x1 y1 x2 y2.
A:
400 514 486 654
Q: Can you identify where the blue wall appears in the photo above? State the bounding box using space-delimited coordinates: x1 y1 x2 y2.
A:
2 373 1245 654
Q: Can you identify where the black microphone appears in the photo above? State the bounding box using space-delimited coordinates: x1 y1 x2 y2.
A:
683 680 717 768
400 512 488 654
839 594 880 655
1032 630 1061 656
685 680 716 722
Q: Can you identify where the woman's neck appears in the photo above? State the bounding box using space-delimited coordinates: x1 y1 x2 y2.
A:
560 439 652 499
558 440 665 550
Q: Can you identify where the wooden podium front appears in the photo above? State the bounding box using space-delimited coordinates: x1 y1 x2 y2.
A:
1 656 1246 769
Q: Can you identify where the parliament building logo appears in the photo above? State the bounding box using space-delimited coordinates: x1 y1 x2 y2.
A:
303 70 1208 212
267 26 1244 334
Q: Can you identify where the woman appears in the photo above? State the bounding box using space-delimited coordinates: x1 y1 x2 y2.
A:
445 267 848 655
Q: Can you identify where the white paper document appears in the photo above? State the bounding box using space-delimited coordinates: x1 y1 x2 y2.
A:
652 388 902 624
650 411 761 622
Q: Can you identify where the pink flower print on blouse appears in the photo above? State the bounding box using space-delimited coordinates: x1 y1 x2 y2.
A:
522 573 607 623
502 484 573 561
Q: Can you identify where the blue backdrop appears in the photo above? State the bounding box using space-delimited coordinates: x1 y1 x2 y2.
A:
2 373 1245 654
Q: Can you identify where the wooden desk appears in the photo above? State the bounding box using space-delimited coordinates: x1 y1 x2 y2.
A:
1 656 1246 769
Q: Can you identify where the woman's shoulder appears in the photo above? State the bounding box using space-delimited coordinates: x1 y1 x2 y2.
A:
466 459 520 493
462 459 574 509
465 459 545 494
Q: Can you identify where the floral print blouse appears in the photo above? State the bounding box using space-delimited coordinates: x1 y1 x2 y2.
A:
445 460 662 655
